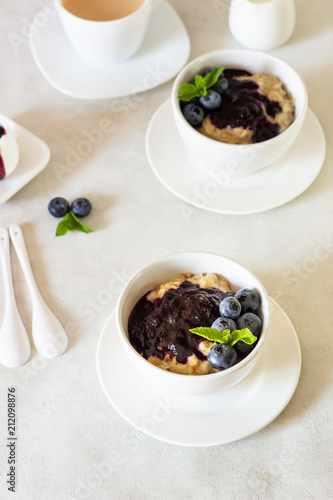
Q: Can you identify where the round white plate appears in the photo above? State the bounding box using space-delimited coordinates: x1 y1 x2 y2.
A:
0 116 50 205
97 298 301 447
29 2 190 100
146 99 326 214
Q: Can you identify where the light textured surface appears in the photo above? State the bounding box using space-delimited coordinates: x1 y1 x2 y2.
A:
0 0 332 499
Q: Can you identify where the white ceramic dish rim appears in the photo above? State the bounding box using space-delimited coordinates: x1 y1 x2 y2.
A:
116 251 271 383
0 116 51 205
171 48 308 149
146 102 325 214
29 1 191 100
97 298 301 446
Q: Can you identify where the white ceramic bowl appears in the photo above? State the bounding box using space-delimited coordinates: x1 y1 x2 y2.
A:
171 49 308 176
116 252 271 396
0 117 19 180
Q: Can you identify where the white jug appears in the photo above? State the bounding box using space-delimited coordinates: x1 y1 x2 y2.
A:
228 0 296 51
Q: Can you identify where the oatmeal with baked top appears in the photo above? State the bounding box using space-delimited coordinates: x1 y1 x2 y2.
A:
180 68 295 145
128 273 233 375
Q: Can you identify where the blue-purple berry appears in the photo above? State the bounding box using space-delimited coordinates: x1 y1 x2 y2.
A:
219 296 242 320
48 197 70 218
208 344 237 370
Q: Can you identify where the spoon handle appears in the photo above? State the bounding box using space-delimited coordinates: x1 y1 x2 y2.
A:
0 227 31 367
9 225 68 359
9 225 42 306
0 228 15 306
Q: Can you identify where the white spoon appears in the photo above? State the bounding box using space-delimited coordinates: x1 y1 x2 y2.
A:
0 228 31 367
9 224 68 359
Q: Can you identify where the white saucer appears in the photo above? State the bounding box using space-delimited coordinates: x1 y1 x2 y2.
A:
0 117 50 205
30 2 190 100
146 99 326 215
97 298 301 447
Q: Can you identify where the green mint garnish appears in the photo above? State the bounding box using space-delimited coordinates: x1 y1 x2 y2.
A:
189 327 257 347
178 66 226 102
56 212 93 237
177 83 201 102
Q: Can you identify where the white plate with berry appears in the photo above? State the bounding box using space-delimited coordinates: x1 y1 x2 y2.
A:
146 99 326 215
97 297 301 447
29 1 190 100
0 117 50 205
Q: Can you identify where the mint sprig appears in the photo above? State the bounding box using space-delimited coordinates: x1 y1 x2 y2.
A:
178 66 226 102
56 212 93 237
189 327 257 347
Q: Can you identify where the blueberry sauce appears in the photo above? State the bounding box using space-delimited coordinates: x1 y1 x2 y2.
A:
0 154 5 180
0 127 6 180
209 68 282 143
128 281 232 364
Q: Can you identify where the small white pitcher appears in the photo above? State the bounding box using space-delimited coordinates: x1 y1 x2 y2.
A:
228 0 296 51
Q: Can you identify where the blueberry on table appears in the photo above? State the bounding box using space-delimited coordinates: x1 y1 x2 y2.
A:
211 316 237 333
199 90 222 111
71 198 92 218
208 344 237 370
182 103 205 127
235 288 260 312
48 197 70 218
237 312 262 337
219 296 241 320
212 77 229 95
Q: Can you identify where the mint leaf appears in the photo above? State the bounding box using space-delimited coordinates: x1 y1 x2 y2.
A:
178 66 226 102
56 220 70 236
229 328 257 347
189 327 232 344
177 83 201 102
194 75 207 96
55 212 93 237
70 212 93 234
56 212 74 236
190 326 257 346
203 67 225 89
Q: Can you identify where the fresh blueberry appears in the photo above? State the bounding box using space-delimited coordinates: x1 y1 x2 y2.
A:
211 317 237 333
199 90 222 111
189 96 200 106
234 340 255 358
219 296 241 320
235 288 260 312
212 77 229 95
179 96 199 110
48 197 70 218
202 66 217 77
182 103 205 127
237 312 262 337
71 198 92 218
208 344 237 370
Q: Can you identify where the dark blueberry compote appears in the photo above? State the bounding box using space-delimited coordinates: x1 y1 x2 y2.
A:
180 67 295 145
0 126 6 180
209 68 282 143
0 155 5 180
128 281 232 365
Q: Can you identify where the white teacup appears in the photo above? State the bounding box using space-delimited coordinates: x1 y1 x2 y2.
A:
0 117 20 181
56 0 157 64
